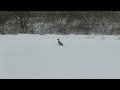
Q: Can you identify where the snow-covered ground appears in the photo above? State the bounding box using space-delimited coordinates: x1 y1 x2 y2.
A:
0 34 120 79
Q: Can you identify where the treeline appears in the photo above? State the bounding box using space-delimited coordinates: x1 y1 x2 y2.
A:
0 11 120 35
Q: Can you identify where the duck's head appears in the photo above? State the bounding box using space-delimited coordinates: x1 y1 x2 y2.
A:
57 39 59 40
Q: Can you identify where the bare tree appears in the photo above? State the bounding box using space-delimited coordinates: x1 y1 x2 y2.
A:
11 11 31 34
0 11 11 34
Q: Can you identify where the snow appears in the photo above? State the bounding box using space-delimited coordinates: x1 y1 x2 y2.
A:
0 34 120 79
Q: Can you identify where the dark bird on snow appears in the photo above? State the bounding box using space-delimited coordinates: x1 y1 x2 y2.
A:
57 39 63 46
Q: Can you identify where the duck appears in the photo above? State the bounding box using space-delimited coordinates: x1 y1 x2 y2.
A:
57 39 63 46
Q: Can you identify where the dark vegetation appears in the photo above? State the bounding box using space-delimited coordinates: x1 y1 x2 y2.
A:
0 11 120 35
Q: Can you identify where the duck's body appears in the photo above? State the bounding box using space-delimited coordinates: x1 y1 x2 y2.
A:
57 39 63 46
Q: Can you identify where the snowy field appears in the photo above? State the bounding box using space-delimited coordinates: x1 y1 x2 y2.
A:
0 34 120 79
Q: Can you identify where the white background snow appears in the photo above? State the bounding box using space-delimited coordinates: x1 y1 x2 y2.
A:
0 34 120 79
